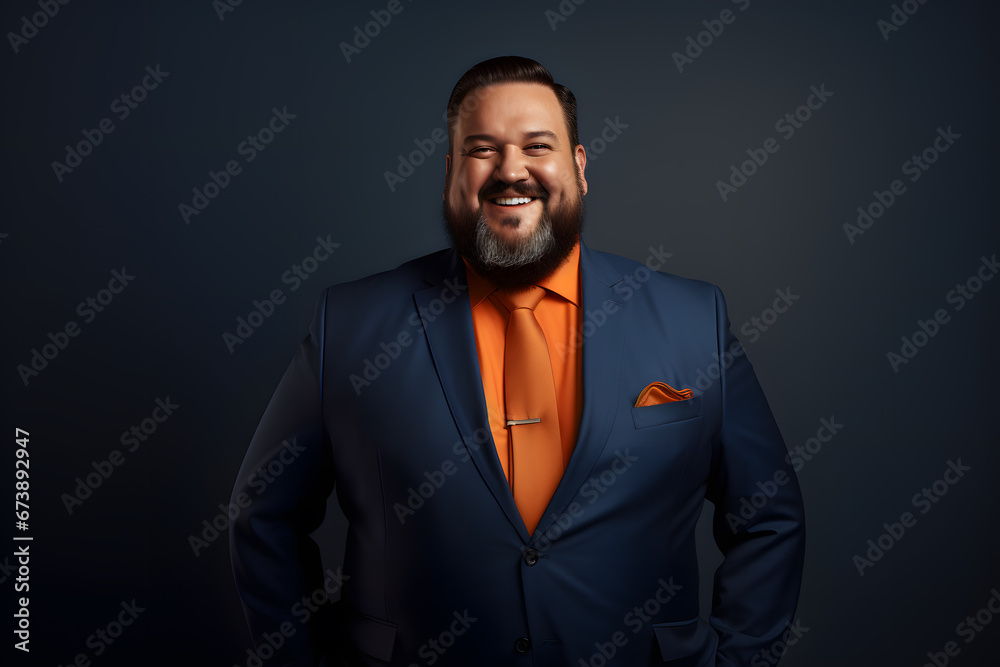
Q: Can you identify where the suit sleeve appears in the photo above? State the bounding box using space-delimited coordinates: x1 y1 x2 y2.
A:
704 286 806 667
229 288 338 666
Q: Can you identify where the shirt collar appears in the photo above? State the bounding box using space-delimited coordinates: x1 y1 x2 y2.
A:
463 237 581 309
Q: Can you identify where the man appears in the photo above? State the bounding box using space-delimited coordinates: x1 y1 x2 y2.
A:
231 56 805 666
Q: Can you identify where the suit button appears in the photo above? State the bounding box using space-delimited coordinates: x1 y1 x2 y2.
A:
514 637 531 654
523 548 539 566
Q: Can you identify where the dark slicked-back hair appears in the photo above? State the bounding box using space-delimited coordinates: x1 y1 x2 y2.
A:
446 56 580 150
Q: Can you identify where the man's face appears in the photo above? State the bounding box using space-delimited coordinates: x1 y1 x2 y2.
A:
443 82 588 289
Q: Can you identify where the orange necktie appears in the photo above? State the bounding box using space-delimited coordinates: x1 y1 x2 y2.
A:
492 286 564 535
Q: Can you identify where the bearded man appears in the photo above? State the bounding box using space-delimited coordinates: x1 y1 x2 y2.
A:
231 56 805 667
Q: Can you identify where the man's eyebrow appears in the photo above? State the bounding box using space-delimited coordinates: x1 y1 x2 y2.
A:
461 130 559 144
524 130 558 142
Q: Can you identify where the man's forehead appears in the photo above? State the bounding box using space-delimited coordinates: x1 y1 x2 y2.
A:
455 82 565 139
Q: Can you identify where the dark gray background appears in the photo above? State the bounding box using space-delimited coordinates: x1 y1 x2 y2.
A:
2 0 998 665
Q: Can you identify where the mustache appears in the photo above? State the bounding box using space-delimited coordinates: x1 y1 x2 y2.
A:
479 181 549 200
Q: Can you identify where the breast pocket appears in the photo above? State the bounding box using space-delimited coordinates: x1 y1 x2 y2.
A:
631 396 702 430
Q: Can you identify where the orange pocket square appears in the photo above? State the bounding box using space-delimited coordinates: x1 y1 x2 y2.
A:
634 381 694 407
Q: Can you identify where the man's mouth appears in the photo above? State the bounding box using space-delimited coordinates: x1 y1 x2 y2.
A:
490 196 537 207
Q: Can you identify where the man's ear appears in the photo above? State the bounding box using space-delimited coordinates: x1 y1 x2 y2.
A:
443 153 451 201
575 144 588 196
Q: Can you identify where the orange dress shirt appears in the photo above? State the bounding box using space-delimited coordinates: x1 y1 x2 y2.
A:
462 241 583 485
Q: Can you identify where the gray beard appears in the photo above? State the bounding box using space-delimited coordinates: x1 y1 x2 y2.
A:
473 212 555 269
442 171 584 289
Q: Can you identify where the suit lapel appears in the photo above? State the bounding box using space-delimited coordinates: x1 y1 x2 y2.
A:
532 241 628 540
413 249 527 537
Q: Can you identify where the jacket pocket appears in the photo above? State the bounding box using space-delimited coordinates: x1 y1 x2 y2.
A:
631 395 702 429
652 616 717 666
345 609 397 662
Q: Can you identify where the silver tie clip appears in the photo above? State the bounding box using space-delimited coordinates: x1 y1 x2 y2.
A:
506 418 541 426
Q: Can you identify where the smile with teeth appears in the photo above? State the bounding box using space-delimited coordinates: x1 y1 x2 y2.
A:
492 196 536 206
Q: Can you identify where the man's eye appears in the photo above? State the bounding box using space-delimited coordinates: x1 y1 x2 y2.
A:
468 147 495 155
525 144 551 152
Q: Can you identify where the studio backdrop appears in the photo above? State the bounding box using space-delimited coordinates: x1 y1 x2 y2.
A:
2 1 998 665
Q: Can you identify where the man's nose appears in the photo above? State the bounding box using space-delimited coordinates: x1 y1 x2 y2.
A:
494 145 529 184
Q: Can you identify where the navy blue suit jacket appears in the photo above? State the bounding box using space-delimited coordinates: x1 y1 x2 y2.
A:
230 240 805 666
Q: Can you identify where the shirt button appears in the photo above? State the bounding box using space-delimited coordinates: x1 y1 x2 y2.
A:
523 548 539 566
514 637 531 654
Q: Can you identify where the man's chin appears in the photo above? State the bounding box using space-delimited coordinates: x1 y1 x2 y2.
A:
443 196 583 290
481 215 537 240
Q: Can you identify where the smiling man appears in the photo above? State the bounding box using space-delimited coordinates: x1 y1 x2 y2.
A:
444 78 586 290
231 56 805 666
